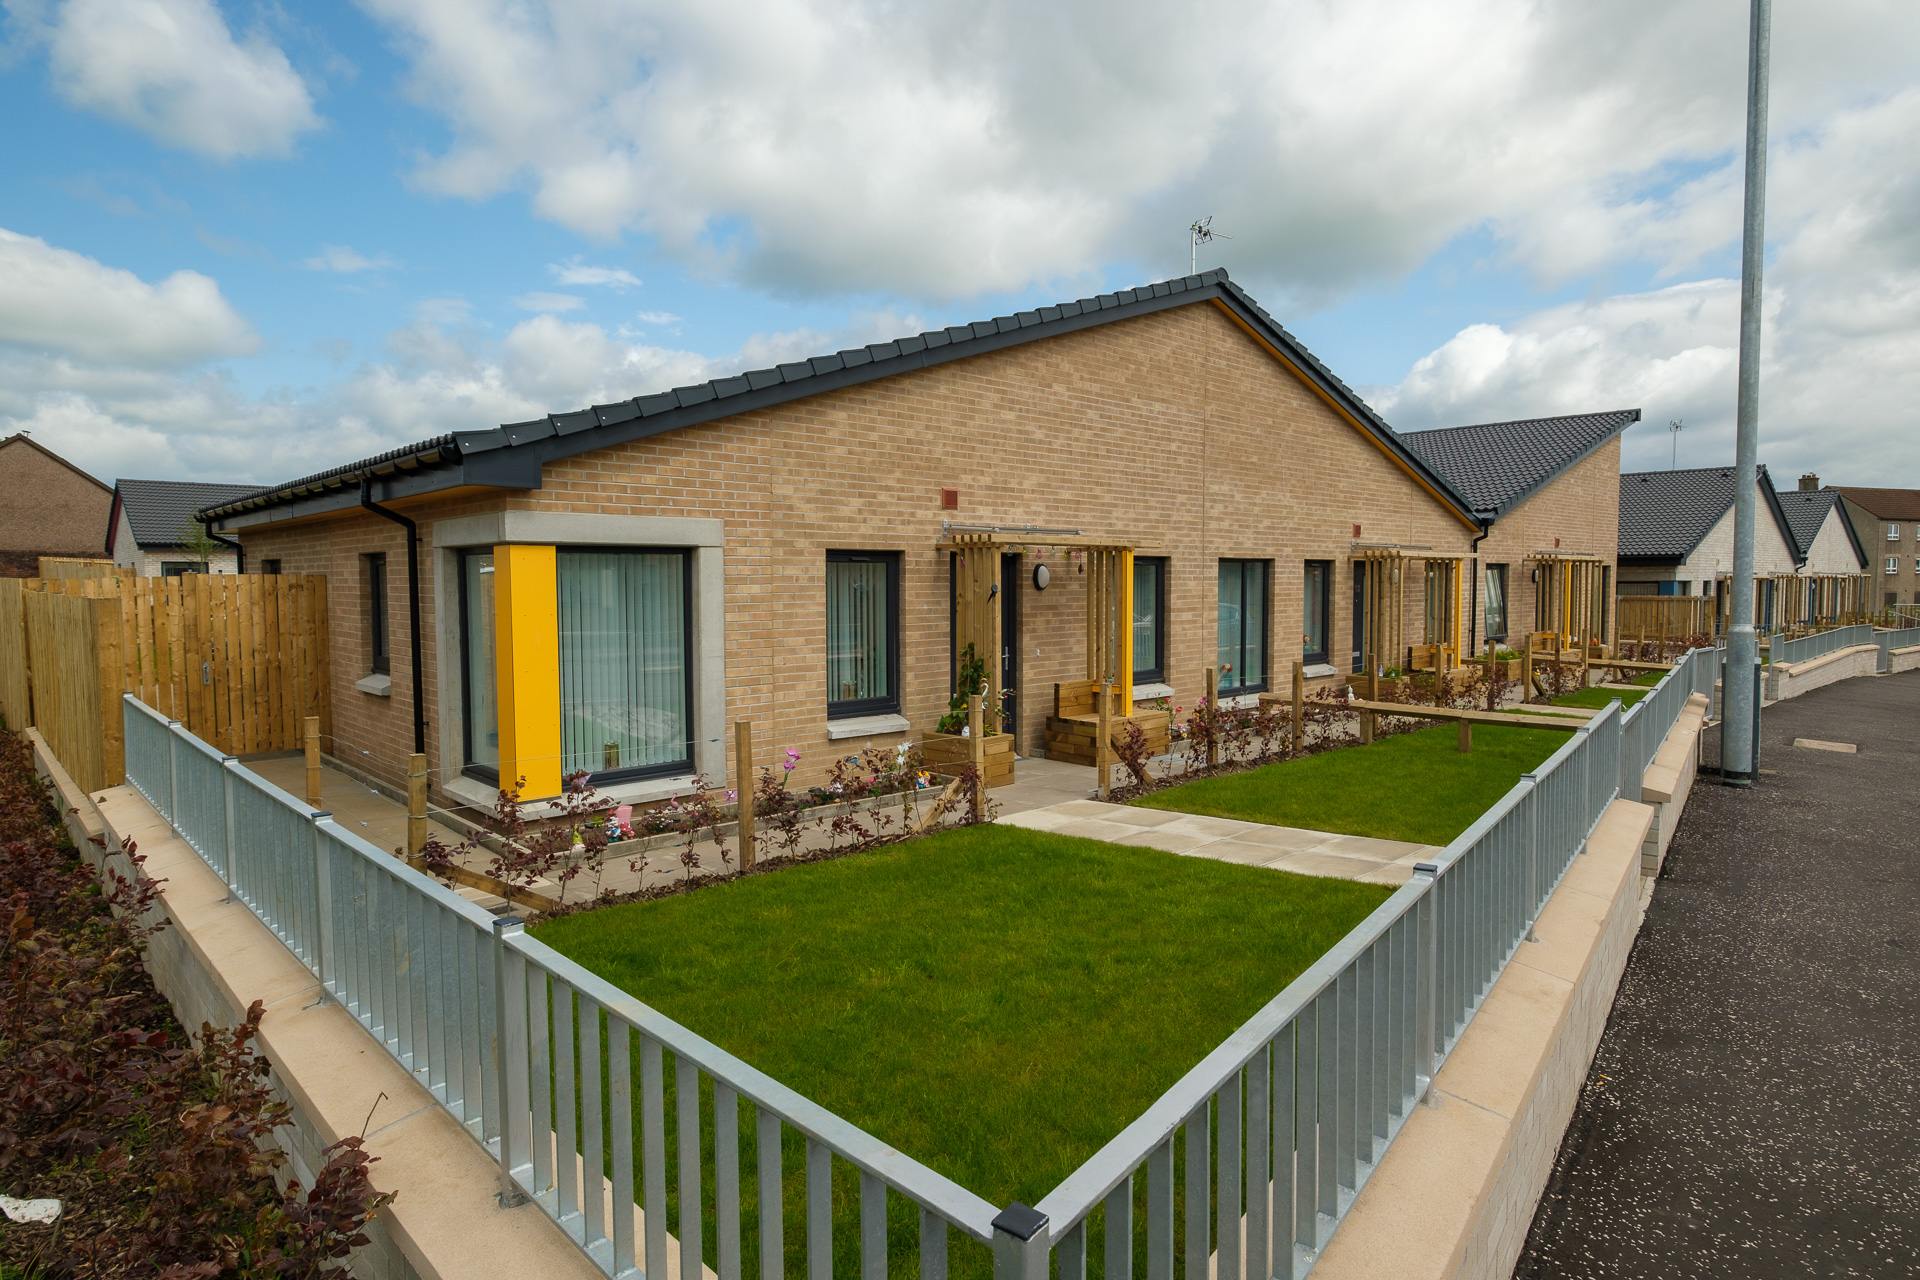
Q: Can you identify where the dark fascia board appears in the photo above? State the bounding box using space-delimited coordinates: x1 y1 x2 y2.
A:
198 272 1482 530
1489 409 1640 518
1618 553 1685 568
205 449 543 532
1756 466 1805 569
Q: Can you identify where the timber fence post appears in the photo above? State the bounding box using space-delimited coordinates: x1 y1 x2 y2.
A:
406 752 427 862
304 715 321 807
736 721 756 870
968 692 984 821
1204 665 1219 768
1291 659 1304 753
1096 679 1113 801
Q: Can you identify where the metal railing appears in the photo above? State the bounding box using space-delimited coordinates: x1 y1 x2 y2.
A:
1772 624 1873 667
119 683 1686 1280
123 697 997 1280
1617 647 1715 795
1875 626 1920 673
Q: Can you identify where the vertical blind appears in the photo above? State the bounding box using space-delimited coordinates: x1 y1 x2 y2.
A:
827 559 890 706
1217 560 1268 690
1133 558 1162 678
463 552 499 769
1304 561 1329 663
558 550 689 777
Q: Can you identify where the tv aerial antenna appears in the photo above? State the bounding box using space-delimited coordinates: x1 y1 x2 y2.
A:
1669 418 1685 469
1190 217 1230 276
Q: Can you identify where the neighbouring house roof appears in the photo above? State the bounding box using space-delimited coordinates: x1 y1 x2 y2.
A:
1775 487 1866 565
110 479 260 551
197 270 1482 530
1397 409 1640 518
1618 465 1801 567
1835 486 1920 522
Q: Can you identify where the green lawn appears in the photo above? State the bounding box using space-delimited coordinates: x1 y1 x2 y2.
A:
534 824 1390 1278
1131 722 1568 846
1631 669 1665 686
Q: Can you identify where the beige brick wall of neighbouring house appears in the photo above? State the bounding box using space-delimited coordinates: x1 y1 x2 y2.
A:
235 300 1616 803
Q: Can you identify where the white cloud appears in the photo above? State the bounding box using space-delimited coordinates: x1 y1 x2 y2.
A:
549 258 643 289
0 225 257 365
27 0 321 160
304 244 399 273
634 310 680 325
513 291 586 312
353 0 1920 305
1376 89 1920 484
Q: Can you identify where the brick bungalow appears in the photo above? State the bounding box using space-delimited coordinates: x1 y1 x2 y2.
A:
200 270 1626 809
0 432 114 577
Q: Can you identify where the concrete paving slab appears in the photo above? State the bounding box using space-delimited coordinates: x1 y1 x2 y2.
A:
1155 814 1264 839
1319 832 1431 860
1234 825 1339 852
1113 828 1220 854
1186 839 1290 866
1266 850 1386 879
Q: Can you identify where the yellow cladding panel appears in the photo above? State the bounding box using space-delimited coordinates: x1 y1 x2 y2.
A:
494 543 561 801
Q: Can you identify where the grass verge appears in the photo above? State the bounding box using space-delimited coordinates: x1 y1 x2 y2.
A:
1130 722 1568 846
533 823 1391 1279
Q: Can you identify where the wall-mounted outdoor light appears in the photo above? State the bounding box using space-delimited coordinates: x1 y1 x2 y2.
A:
1032 563 1051 591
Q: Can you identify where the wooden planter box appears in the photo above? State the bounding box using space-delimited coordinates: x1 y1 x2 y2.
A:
1043 708 1172 767
919 730 1017 789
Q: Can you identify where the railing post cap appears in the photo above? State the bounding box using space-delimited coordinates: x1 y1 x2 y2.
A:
1412 861 1440 878
991 1202 1048 1242
309 809 333 820
493 914 526 935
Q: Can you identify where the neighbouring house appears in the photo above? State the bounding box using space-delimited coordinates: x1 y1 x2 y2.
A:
1617 464 1803 627
199 270 1628 809
1399 410 1635 657
0 432 115 577
107 479 262 577
1835 486 1920 609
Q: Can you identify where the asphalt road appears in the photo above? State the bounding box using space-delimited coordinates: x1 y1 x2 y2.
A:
1514 670 1920 1279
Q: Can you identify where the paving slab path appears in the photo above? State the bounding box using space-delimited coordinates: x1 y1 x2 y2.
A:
1515 670 1920 1279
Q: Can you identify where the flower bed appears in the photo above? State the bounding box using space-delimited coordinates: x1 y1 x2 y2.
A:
0 725 389 1277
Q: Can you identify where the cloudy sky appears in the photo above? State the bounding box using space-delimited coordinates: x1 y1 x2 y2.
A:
2 0 1916 488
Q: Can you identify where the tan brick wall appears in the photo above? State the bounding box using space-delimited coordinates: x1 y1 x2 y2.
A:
232 301 1614 800
0 438 114 558
1471 437 1623 649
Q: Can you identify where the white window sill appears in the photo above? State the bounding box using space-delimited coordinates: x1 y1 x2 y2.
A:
355 673 392 697
1131 682 1174 701
825 712 912 741
443 770 706 818
1221 693 1263 709
1302 664 1339 680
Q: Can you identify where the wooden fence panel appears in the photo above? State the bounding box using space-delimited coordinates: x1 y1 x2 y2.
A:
0 574 330 767
24 591 123 791
1616 595 1713 641
37 557 117 580
0 581 29 730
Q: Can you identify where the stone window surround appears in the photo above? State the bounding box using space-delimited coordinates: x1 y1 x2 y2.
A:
430 511 727 813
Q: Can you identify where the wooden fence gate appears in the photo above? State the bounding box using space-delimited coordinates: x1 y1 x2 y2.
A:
0 573 332 784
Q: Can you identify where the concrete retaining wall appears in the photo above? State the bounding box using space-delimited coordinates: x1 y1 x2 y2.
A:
1889 644 1920 675
1766 644 1879 701
1310 695 1715 1280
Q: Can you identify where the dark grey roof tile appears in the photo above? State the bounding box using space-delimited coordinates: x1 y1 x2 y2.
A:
116 479 263 547
553 409 596 435
637 392 678 415
596 401 640 425
1400 410 1640 516
709 376 751 398
744 368 782 391
675 384 716 407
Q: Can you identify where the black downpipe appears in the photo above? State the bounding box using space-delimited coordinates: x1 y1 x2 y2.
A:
360 478 427 755
1469 521 1491 656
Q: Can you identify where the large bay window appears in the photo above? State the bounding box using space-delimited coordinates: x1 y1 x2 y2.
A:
1217 559 1270 693
557 549 692 781
827 552 900 717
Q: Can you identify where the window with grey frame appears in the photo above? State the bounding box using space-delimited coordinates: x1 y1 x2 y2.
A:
1217 559 1269 692
1133 556 1168 683
827 551 900 718
557 548 693 783
457 549 499 783
1484 564 1509 641
365 553 390 675
1302 560 1332 666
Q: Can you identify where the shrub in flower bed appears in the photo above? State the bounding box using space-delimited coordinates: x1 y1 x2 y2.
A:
0 725 392 1278
419 743 988 907
1110 672 1513 805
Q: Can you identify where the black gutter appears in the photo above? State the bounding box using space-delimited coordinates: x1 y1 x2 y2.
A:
1470 520 1492 656
360 478 427 755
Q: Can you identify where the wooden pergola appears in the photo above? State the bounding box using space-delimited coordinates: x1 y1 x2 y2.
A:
1528 551 1608 654
939 524 1146 716
1353 544 1464 676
